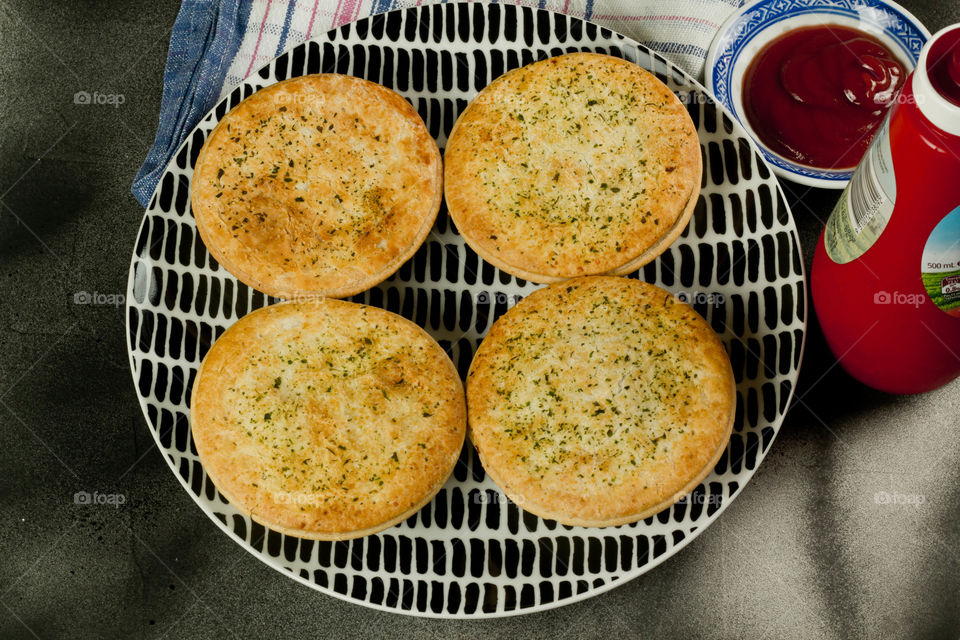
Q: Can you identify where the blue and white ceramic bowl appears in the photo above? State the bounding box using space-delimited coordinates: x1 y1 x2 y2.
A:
706 0 930 189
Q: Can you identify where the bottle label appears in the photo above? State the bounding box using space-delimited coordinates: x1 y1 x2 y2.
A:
825 114 897 264
921 206 960 317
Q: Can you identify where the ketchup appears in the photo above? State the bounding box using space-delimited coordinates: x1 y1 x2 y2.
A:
811 25 960 394
743 25 905 169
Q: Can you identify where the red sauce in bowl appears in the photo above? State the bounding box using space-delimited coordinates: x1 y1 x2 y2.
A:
742 24 906 169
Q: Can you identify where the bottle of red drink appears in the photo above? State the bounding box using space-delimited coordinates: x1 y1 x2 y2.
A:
811 24 960 394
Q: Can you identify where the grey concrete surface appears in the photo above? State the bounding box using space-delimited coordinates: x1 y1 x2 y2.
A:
0 1 958 638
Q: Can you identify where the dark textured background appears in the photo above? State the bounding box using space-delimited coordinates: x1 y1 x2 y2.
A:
1 2 958 638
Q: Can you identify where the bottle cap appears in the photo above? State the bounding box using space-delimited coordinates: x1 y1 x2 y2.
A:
915 24 960 135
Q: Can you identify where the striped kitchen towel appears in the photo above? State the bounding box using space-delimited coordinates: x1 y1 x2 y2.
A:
132 0 743 206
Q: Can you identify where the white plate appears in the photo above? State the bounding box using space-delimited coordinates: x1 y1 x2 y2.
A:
127 3 806 618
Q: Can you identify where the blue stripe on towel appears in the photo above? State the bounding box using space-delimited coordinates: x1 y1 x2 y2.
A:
371 0 396 14
275 0 299 56
131 0 252 206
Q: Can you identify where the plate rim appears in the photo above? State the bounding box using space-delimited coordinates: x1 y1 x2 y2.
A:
125 2 810 618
